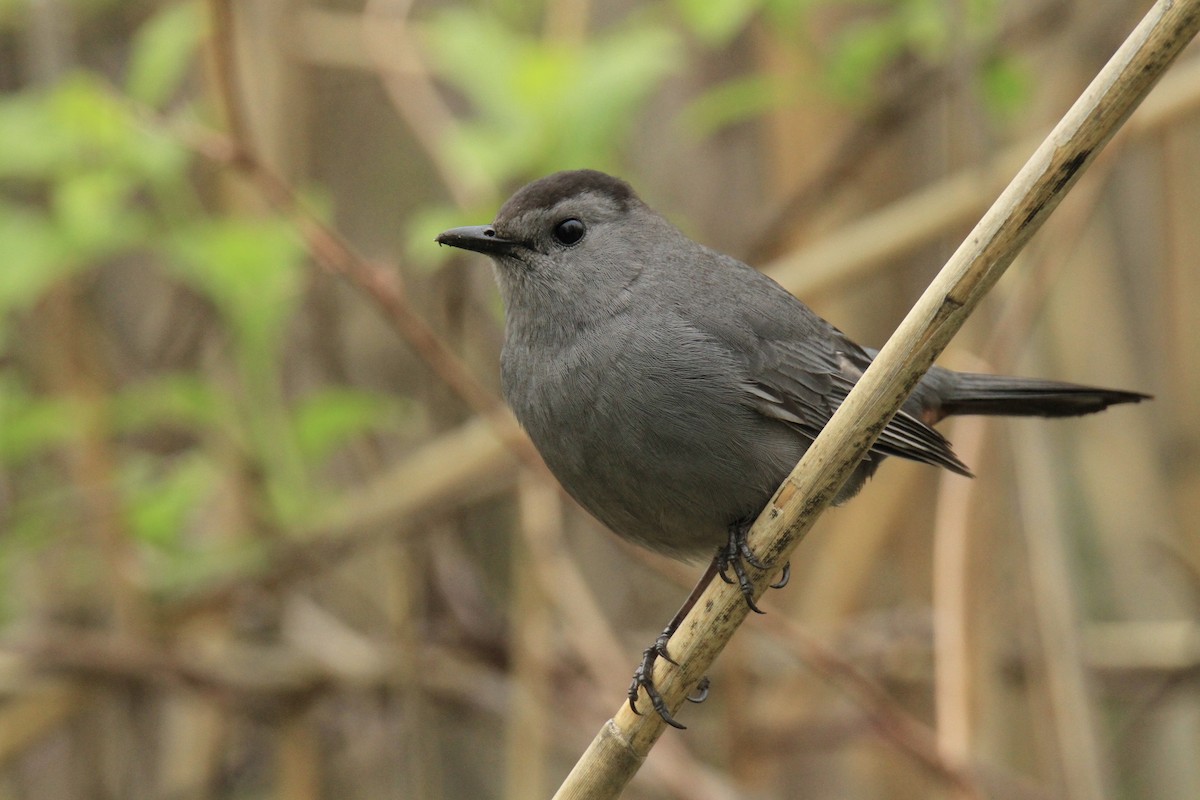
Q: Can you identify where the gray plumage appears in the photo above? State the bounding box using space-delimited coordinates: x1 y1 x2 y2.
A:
437 170 1148 559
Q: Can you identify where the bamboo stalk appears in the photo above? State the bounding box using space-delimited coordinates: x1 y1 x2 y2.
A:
553 3 1200 796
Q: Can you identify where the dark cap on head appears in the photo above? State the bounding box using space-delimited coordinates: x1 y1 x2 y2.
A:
435 170 642 257
496 169 638 222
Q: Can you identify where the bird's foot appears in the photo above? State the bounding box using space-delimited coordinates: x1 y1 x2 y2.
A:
628 625 710 730
627 535 786 730
716 521 791 612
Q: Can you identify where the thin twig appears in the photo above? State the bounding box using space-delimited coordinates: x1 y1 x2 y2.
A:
204 0 251 150
197 2 544 467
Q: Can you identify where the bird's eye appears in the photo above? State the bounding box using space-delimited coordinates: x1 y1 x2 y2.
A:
553 218 586 246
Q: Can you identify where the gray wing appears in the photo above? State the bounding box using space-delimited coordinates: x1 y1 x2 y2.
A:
744 337 972 476
683 252 971 476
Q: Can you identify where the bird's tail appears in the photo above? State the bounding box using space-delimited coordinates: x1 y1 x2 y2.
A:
936 372 1150 419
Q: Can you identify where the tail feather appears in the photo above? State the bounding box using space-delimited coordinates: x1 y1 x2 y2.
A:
937 372 1150 419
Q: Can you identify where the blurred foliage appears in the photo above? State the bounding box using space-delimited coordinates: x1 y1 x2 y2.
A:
0 0 1032 607
0 2 409 604
414 0 1027 259
423 10 681 184
2 2 1186 798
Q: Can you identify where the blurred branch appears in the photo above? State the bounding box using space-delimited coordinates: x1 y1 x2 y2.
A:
361 0 496 208
0 679 91 764
763 51 1200 301
2 632 508 712
199 0 541 468
504 475 557 800
1085 621 1200 677
745 0 1072 263
204 0 251 150
1012 431 1114 799
931 414 987 788
278 715 321 800
759 607 988 799
554 3 1200 797
160 415 515 619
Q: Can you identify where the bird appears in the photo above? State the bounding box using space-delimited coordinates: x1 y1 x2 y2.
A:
436 168 1149 727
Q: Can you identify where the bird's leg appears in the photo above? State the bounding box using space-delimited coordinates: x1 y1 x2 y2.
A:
716 520 791 609
630 531 790 729
628 559 717 730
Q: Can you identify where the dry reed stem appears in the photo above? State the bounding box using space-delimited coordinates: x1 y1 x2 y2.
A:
1012 431 1112 800
929 155 1119 789
553 3 1200 797
930 413 985 796
612 553 1050 796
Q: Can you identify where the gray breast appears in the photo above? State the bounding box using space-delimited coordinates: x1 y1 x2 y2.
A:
502 318 805 557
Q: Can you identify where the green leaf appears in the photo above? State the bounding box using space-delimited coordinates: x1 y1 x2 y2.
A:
0 74 185 182
980 55 1030 123
424 11 680 183
111 374 222 434
50 74 188 184
126 1 207 107
0 377 83 463
48 74 136 159
123 453 219 546
825 19 903 101
292 388 406 464
52 169 149 258
167 216 306 356
0 203 74 312
0 89 78 179
898 0 948 58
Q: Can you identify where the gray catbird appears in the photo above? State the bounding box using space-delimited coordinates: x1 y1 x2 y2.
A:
437 169 1148 726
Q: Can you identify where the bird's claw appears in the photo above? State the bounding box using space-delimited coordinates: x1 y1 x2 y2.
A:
687 676 711 704
627 533 788 730
718 523 790 610
628 628 708 730
770 561 791 589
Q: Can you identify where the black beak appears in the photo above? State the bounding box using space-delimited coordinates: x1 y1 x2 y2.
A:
435 225 522 256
